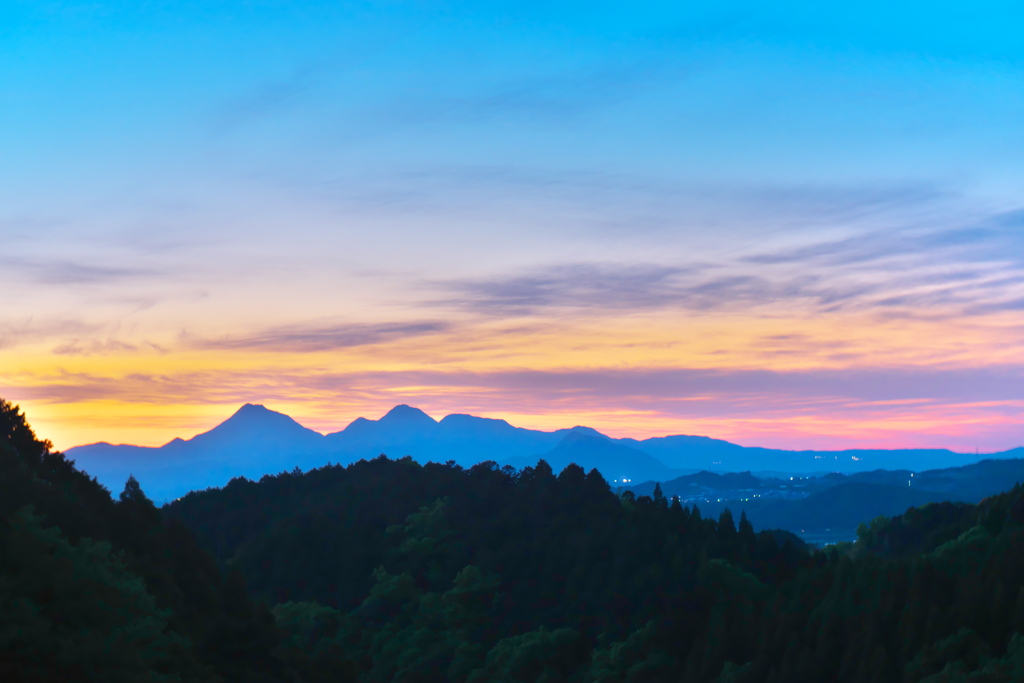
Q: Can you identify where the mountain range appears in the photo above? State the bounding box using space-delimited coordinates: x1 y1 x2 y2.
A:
65 403 1023 504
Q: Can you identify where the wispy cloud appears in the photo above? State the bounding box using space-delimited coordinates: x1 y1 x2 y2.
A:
374 56 697 128
0 258 160 286
353 366 1024 407
16 363 1024 415
432 263 887 317
10 363 1023 450
432 263 697 315
428 203 1024 320
189 320 453 353
51 339 167 356
293 166 953 239
745 222 1024 268
0 319 101 351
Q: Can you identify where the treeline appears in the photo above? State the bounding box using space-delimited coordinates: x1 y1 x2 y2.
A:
162 456 808 622
0 399 312 682
5 397 1024 680
164 454 1024 681
163 455 811 682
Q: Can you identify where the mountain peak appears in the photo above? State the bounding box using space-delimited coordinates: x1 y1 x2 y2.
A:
218 403 292 428
234 403 271 416
190 403 321 438
556 430 621 449
567 425 607 439
380 405 437 425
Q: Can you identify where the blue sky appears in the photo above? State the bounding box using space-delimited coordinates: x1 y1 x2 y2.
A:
2 1 1023 451
7 1 1023 192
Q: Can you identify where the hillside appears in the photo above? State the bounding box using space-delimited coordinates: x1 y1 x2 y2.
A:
9 397 1024 681
0 399 312 682
161 456 804 618
503 431 676 483
162 449 1024 682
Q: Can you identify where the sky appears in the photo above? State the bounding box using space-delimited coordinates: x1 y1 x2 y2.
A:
2 0 1023 453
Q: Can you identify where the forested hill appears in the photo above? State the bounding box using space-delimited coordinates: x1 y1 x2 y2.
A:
165 454 1024 681
162 455 807 621
0 399 313 682
7 396 1024 681
163 455 816 681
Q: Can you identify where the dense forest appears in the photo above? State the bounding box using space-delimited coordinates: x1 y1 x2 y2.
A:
3 398 1024 681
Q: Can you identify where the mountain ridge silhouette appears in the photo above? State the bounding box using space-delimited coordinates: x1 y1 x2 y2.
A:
65 403 1022 504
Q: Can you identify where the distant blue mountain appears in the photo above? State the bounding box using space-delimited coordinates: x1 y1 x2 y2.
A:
323 405 567 465
619 434 745 469
624 436 980 473
502 431 676 484
65 403 1023 504
67 404 327 502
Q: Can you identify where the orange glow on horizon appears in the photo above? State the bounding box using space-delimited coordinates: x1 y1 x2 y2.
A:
3 305 1022 453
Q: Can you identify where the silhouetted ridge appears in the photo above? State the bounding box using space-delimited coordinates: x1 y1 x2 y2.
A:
0 397 298 682
188 401 321 444
218 402 304 429
379 404 437 425
684 470 763 490
558 431 612 446
518 432 674 483
67 402 1024 506
565 425 607 438
439 413 513 429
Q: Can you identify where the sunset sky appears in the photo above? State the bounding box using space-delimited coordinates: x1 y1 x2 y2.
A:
2 1 1023 453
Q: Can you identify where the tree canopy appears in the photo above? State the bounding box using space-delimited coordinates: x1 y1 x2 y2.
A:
5 396 1024 681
